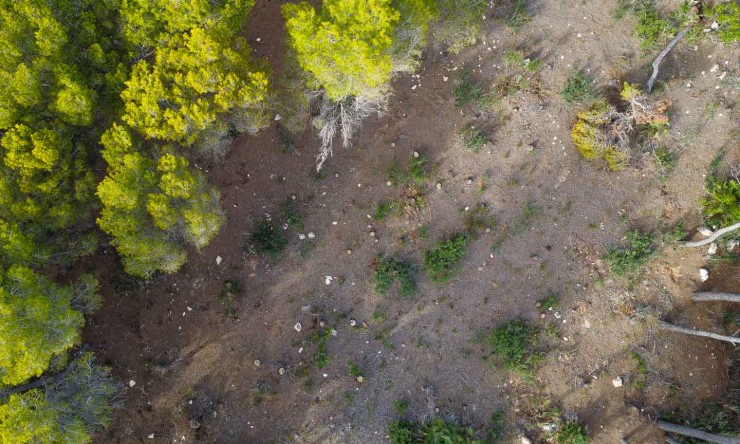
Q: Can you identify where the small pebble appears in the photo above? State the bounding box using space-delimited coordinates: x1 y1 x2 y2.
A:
294 322 302 332
254 359 261 367
278 367 286 376
369 231 376 237
308 232 316 239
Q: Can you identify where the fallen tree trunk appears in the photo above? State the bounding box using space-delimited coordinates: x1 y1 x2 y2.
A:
683 222 740 247
658 420 740 444
647 27 690 93
659 322 740 345
693 292 740 303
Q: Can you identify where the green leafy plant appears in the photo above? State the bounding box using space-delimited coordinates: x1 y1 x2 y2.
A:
309 327 333 369
538 294 559 310
705 1 740 43
561 71 596 104
653 146 677 179
408 154 432 183
604 229 656 276
249 220 288 258
279 201 304 231
505 0 533 30
424 234 469 283
487 318 540 373
702 177 740 228
459 126 488 152
389 418 482 444
373 255 416 297
453 69 483 108
554 420 590 444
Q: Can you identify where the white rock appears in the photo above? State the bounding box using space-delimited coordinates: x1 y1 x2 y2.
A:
254 359 261 367
386 181 392 186
325 276 333 285
612 376 623 388
707 242 718 256
294 322 302 332
442 76 449 82
278 367 286 376
274 114 282 121
307 232 316 239
411 85 417 90
129 380 136 387
520 437 532 444
299 233 306 240
148 434 155 439
583 319 591 329
698 227 713 237
216 255 222 265
700 268 710 281
728 240 738 251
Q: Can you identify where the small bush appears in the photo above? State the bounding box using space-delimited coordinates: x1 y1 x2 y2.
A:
424 234 469 283
635 4 677 50
279 201 304 231
408 154 431 183
653 146 677 179
309 327 333 369
278 127 295 153
374 201 401 221
707 1 740 43
538 293 559 310
561 71 596 104
453 69 483 108
702 177 740 228
488 318 539 373
373 255 416 297
218 279 243 305
430 0 487 53
604 229 655 276
249 220 288 258
389 418 481 444
554 420 590 444
505 0 533 30
459 126 488 152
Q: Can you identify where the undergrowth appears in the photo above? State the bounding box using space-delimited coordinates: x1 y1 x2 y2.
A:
373 255 416 297
604 229 655 276
561 71 596 104
554 420 590 444
248 220 288 258
389 418 481 444
488 318 541 375
453 69 483 108
424 234 469 283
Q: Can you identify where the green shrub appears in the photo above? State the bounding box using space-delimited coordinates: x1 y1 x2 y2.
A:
424 234 469 283
505 0 533 30
538 293 559 310
635 4 677 49
459 126 488 152
702 178 740 227
373 255 416 297
561 71 596 104
430 0 487 53
706 1 740 43
604 229 655 276
218 279 243 305
309 327 333 368
389 418 481 444
374 201 401 221
279 201 304 230
653 146 677 179
487 318 539 373
408 154 432 182
249 220 288 258
554 420 590 444
453 69 483 108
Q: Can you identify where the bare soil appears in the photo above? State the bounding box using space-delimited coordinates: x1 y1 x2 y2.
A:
85 0 740 442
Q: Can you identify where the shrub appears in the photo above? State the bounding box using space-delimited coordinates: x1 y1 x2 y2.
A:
570 83 669 171
702 177 740 228
705 1 740 44
424 234 469 283
653 146 677 179
429 0 487 53
561 71 596 104
459 126 488 152
504 0 533 30
604 229 655 276
453 69 483 108
487 318 540 373
635 3 677 50
389 418 481 444
248 220 288 258
554 420 590 444
373 255 416 297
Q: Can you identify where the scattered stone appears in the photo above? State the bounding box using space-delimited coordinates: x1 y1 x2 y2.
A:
369 231 376 237
391 142 396 147
334 173 340 178
386 181 392 186
129 380 136 388
148 433 155 439
413 151 420 158
443 76 449 82
411 85 417 90
520 436 532 444
189 418 201 430
294 322 302 332
307 232 316 239
525 144 535 152
347 249 352 255
278 367 286 376
707 242 718 256
699 268 710 282
325 276 333 285
698 227 713 237
299 233 306 240
274 114 282 121
436 182 442 189
466 178 473 185
356 375 364 383
728 240 739 251
583 319 591 329
254 359 261 367
349 319 357 327
612 376 623 388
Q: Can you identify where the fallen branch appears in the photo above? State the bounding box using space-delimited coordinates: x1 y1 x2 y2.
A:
658 420 740 444
683 222 740 247
693 292 740 303
647 27 690 93
665 438 681 444
659 321 740 344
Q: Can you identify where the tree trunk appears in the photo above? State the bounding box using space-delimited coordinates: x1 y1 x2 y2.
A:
659 322 740 345
658 420 740 444
683 222 740 247
693 292 740 303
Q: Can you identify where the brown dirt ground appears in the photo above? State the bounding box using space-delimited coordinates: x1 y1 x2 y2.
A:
85 0 740 443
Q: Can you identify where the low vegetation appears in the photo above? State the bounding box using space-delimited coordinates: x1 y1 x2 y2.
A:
488 318 540 374
702 175 740 228
373 255 416 297
424 234 469 283
248 220 289 259
604 229 656 276
389 418 481 444
554 420 590 444
561 71 596 104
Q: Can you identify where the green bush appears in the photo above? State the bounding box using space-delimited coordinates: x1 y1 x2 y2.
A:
389 418 481 444
487 318 539 373
561 71 596 104
702 178 740 228
424 234 469 283
453 69 483 108
604 229 655 276
248 220 288 258
706 1 740 43
554 420 590 444
373 255 416 297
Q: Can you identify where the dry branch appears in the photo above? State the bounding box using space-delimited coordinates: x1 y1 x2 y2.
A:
693 292 740 303
683 222 740 247
659 322 740 344
658 420 740 444
647 27 690 93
